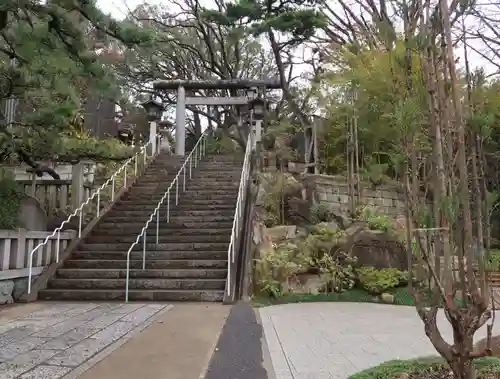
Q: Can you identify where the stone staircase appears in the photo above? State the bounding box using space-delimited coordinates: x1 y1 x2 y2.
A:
38 154 243 302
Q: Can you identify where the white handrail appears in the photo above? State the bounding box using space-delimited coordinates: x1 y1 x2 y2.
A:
27 139 160 294
226 134 252 298
124 132 207 302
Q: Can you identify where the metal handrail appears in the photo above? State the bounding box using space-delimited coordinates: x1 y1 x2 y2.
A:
124 132 207 302
27 139 160 294
226 133 252 298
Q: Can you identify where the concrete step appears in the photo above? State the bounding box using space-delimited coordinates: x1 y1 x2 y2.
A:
64 259 227 270
48 278 226 290
102 215 235 223
97 221 235 230
85 234 231 244
38 289 224 302
91 227 233 236
72 250 227 260
56 268 227 279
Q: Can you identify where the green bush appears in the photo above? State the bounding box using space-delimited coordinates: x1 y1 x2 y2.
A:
356 267 408 294
348 357 500 379
0 170 25 230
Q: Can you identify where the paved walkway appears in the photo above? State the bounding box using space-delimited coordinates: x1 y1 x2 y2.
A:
0 303 170 378
259 302 500 379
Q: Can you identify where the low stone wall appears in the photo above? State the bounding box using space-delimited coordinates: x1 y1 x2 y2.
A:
305 174 405 215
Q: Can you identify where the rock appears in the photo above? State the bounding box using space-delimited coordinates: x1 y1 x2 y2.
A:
0 280 14 305
18 196 47 231
12 276 39 301
343 226 406 270
288 274 323 295
266 225 297 242
380 293 395 303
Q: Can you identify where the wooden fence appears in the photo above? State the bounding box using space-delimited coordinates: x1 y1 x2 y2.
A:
0 229 76 280
16 179 92 213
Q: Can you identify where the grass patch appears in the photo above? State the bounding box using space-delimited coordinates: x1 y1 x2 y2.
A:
252 286 463 308
252 287 412 307
347 356 500 379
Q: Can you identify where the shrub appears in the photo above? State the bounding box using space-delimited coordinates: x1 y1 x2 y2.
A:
0 170 25 230
302 223 357 292
356 266 408 294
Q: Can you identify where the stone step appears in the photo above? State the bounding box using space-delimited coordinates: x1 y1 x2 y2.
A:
72 250 227 260
97 221 235 230
56 268 227 279
108 204 237 212
122 192 238 201
116 198 237 207
85 234 231 244
48 278 226 290
119 192 238 203
38 289 224 302
91 227 233 236
64 259 227 270
79 242 229 251
104 209 235 218
102 215 234 223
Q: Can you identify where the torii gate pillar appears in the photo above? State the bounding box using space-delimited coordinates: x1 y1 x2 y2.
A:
175 86 186 156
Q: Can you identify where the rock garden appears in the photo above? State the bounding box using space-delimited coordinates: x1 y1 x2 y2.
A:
251 171 417 307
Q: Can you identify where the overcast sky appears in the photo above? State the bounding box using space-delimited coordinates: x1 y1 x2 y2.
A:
96 0 496 76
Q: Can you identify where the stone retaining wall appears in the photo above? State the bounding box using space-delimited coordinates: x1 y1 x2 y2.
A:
306 174 405 215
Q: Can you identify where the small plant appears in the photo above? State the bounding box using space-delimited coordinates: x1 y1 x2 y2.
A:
356 266 408 294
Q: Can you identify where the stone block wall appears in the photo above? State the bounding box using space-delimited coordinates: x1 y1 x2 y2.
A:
306 174 406 215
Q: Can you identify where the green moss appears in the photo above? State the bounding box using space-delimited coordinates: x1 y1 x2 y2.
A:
347 357 500 379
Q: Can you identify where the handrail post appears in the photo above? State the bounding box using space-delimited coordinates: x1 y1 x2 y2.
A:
156 212 159 244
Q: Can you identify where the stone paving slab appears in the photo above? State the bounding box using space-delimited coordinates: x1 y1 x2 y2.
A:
0 303 172 379
259 302 500 379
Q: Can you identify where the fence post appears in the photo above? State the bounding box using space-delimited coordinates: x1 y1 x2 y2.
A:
15 228 26 269
30 173 37 197
71 163 84 210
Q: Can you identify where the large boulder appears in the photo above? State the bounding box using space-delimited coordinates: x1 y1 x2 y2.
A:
342 225 406 270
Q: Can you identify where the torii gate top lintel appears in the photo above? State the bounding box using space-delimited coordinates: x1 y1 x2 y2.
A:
153 79 281 156
152 79 282 91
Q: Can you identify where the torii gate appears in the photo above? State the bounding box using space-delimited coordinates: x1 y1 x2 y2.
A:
151 79 282 156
